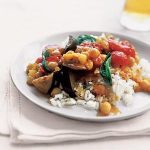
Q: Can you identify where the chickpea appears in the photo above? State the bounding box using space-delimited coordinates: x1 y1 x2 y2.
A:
101 54 107 61
26 64 34 73
128 57 135 67
28 70 37 78
100 102 111 115
93 84 107 96
66 50 74 54
26 63 39 73
78 54 87 65
51 88 61 97
51 49 61 55
54 66 61 72
140 79 150 92
135 55 140 64
47 62 58 70
27 76 34 85
63 53 74 61
33 63 39 70
81 51 89 57
85 60 93 70
47 48 54 55
94 68 100 74
96 38 109 50
134 83 142 92
73 53 80 59
88 48 100 59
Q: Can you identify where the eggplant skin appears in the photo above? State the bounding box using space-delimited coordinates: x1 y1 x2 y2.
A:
48 71 62 94
61 67 76 97
32 67 76 97
32 73 54 94
65 35 77 52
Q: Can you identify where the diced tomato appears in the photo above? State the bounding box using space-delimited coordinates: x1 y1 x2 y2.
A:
111 51 129 67
46 55 61 62
35 57 43 64
119 40 135 57
120 40 133 48
45 45 63 55
108 39 135 58
93 55 102 66
39 66 46 74
108 39 121 51
80 42 103 52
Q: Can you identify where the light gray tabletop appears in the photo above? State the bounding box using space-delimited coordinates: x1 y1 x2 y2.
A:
0 0 150 149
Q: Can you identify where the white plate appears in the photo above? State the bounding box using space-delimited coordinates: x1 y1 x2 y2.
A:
10 31 150 122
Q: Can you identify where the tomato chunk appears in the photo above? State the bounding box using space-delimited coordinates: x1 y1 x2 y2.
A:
111 51 129 67
108 39 121 51
46 55 61 62
35 57 43 64
119 40 135 57
120 40 134 48
80 42 103 51
108 39 135 58
39 66 46 74
93 55 102 66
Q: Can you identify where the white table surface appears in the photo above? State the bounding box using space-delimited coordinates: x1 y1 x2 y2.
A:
0 0 150 149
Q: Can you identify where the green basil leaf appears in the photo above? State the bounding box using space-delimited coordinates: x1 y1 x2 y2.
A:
42 50 51 72
42 50 50 59
100 53 112 86
42 59 50 72
76 35 96 45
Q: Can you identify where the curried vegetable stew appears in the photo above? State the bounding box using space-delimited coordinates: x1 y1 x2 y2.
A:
26 33 150 116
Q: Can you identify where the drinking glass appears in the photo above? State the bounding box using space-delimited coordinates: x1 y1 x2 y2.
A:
120 0 150 31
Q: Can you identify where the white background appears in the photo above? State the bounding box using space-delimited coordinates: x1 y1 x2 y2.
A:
0 0 150 149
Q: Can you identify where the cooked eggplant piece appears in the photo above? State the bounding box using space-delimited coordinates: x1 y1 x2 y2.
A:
64 35 77 52
32 73 54 94
61 67 76 97
48 71 62 93
63 63 87 70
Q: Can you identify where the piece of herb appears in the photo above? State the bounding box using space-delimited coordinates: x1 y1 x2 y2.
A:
42 50 49 59
100 53 112 86
42 59 51 72
76 35 96 45
42 50 51 72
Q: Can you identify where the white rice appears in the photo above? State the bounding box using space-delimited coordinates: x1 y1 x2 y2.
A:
112 73 136 105
138 58 150 78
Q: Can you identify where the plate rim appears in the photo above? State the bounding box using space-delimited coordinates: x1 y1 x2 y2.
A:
10 30 150 122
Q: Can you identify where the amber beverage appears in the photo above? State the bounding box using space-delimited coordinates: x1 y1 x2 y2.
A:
121 0 150 31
